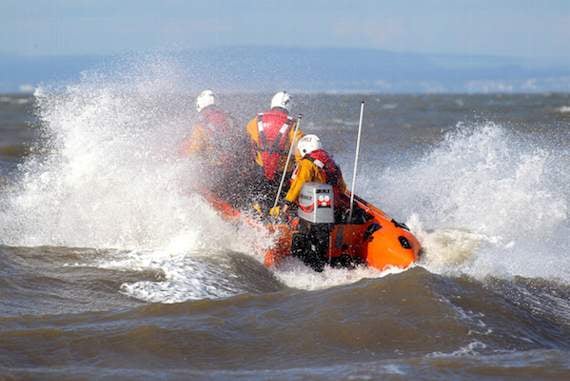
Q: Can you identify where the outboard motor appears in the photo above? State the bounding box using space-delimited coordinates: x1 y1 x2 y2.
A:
297 182 335 223
293 183 335 271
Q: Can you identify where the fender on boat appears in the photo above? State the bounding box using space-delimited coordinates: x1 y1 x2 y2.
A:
350 194 420 270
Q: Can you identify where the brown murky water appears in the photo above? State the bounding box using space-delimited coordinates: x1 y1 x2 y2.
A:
1 91 569 380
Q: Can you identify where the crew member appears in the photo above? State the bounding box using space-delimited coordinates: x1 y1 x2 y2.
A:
270 134 347 218
245 91 304 209
181 89 248 205
270 134 348 271
181 89 237 162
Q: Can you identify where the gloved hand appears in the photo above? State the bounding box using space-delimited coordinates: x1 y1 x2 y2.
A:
252 202 263 215
269 205 281 217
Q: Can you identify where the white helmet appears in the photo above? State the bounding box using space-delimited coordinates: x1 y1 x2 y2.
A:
297 134 322 156
196 89 215 112
270 91 291 112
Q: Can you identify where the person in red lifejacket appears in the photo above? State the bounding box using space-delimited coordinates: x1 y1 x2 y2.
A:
181 89 237 164
270 134 348 218
181 89 249 205
245 91 304 209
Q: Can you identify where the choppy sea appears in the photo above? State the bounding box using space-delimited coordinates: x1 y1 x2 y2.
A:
0 60 569 380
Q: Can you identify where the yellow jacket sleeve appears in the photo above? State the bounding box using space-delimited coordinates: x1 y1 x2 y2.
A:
180 125 207 156
245 117 262 166
245 117 258 143
289 121 304 162
285 159 317 203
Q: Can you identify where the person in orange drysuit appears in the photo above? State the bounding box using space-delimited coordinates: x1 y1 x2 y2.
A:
245 91 304 211
270 134 348 219
181 89 249 206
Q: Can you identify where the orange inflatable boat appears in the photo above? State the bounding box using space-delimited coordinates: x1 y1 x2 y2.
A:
204 182 421 272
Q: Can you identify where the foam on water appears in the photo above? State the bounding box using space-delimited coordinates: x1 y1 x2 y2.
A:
369 122 569 281
93 249 248 303
272 258 406 291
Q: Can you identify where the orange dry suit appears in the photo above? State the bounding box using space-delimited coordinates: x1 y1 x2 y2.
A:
245 108 304 182
181 105 252 206
180 105 236 164
285 149 348 208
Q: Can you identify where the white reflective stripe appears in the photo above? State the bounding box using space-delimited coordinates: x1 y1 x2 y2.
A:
314 159 325 168
279 123 289 134
258 120 264 132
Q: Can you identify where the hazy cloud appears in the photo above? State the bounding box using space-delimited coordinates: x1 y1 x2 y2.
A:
333 19 402 47
1 0 569 60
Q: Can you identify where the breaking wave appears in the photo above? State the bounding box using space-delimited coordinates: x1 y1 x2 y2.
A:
370 122 569 281
0 58 243 251
0 58 275 301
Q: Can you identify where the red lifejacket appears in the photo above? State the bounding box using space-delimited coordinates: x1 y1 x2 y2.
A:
256 109 296 181
197 106 237 164
199 106 233 136
306 149 345 203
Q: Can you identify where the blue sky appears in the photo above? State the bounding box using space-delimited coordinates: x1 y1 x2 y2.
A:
1 0 569 60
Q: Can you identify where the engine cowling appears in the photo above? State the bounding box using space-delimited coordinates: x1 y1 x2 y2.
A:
297 182 335 224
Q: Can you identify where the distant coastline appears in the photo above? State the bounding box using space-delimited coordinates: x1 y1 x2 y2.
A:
1 47 569 94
